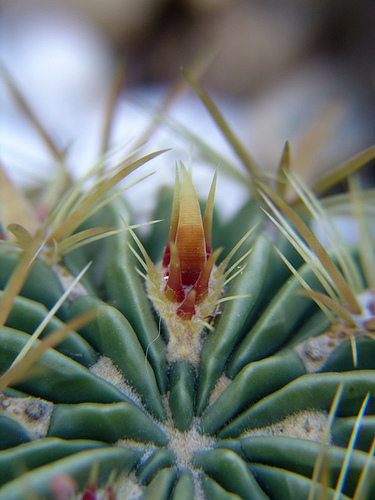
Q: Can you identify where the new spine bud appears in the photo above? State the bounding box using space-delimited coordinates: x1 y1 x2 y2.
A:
145 166 224 365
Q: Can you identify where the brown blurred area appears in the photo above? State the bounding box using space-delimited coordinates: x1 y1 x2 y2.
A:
67 0 375 96
2 0 374 97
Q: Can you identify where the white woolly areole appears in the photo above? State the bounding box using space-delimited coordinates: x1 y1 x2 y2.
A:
242 410 331 444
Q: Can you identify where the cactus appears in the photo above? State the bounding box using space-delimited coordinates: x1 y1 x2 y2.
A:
1 69 375 500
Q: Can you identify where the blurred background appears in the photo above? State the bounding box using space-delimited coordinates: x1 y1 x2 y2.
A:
1 0 375 219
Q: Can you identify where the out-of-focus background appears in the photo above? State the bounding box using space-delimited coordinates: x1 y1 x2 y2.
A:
1 0 375 219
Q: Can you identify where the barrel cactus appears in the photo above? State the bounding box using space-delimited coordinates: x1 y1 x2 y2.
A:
0 70 375 500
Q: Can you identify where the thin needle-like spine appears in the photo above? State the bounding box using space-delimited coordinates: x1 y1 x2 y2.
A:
286 170 362 291
260 183 362 314
333 392 370 500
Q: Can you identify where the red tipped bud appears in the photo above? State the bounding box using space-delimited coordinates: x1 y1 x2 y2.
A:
161 166 219 316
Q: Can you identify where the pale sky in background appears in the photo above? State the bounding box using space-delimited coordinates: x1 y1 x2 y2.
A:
1 0 374 227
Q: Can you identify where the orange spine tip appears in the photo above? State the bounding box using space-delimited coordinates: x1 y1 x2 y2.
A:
165 242 185 302
202 169 217 256
177 289 196 319
163 168 180 267
162 245 171 268
194 247 222 303
175 167 206 284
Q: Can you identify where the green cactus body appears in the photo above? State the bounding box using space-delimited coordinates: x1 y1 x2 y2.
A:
1 81 375 499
